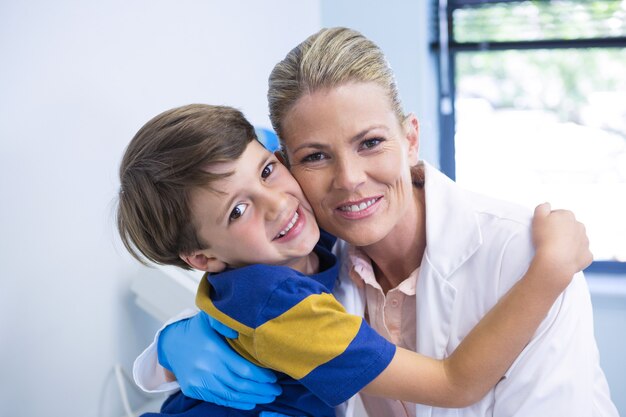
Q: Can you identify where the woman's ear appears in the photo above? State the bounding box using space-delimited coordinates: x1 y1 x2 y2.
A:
180 251 227 273
403 113 420 165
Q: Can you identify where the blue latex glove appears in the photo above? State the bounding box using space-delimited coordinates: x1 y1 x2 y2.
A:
208 315 238 339
158 311 281 409
260 413 302 417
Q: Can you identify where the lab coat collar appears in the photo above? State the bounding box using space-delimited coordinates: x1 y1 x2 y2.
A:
422 162 483 280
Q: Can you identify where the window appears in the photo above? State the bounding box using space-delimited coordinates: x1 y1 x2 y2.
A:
435 0 626 271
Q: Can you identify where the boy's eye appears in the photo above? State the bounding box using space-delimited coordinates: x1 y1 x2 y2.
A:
229 203 247 221
360 138 383 150
261 162 275 179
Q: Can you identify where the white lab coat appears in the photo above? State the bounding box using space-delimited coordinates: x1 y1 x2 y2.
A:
134 162 618 417
334 163 618 417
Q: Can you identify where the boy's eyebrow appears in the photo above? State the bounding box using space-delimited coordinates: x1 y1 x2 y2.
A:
216 152 274 224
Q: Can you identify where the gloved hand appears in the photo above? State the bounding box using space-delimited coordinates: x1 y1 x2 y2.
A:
208 315 238 339
260 413 301 417
158 311 281 409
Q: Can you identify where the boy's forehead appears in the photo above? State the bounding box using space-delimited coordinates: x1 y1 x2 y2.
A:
201 140 271 190
200 140 262 174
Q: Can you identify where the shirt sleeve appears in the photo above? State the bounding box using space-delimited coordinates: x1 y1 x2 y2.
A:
492 231 618 416
132 308 197 393
250 277 396 407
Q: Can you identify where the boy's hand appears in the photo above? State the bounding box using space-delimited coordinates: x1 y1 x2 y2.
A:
158 312 281 409
531 203 593 291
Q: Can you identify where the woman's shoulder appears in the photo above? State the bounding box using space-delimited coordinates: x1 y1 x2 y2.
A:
468 191 533 230
424 162 532 233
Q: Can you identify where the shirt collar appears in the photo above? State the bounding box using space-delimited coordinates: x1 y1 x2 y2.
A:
347 245 418 295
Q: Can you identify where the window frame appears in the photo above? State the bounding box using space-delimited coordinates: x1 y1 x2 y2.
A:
433 0 626 273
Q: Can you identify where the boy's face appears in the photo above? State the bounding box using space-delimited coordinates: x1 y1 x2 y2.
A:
185 140 320 272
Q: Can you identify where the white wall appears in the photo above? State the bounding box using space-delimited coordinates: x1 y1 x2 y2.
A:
0 2 320 416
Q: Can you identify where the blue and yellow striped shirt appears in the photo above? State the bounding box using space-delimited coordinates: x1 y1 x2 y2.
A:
195 232 396 416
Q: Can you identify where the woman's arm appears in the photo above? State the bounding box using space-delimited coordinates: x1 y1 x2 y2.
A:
361 203 593 407
152 310 281 408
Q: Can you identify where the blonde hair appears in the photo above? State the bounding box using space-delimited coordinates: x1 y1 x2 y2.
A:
268 27 405 141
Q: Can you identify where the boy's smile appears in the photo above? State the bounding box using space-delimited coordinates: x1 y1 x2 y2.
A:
184 140 320 274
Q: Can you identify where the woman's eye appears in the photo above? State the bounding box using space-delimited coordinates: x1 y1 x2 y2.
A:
229 203 247 221
361 138 383 150
301 152 326 163
261 162 275 179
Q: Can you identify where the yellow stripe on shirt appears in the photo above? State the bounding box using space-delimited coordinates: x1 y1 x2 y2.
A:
253 292 362 379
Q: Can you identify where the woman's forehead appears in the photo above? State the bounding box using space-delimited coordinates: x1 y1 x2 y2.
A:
281 82 401 149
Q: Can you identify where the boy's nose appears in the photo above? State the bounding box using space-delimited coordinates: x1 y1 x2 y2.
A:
261 190 289 221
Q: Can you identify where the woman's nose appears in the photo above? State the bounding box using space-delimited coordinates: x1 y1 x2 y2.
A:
332 157 366 191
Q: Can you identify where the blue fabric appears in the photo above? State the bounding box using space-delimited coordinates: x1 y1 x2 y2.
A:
142 381 335 417
206 231 338 329
299 319 397 406
145 230 395 417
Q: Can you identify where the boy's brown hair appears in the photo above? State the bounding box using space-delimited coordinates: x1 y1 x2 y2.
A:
117 104 256 269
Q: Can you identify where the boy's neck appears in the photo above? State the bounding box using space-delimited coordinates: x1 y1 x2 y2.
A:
286 251 320 275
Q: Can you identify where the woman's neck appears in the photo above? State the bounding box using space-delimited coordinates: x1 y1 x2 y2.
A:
360 187 426 293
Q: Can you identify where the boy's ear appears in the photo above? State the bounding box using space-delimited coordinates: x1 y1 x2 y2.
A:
180 251 227 273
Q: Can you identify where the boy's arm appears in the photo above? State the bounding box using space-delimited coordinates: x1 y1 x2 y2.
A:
361 204 593 407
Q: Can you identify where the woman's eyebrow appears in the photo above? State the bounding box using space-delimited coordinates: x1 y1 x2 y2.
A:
291 125 388 153
349 125 389 144
350 127 377 143
291 142 327 154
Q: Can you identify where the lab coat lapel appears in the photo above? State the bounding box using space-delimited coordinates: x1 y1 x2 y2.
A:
332 239 368 417
415 163 483 358
332 239 366 316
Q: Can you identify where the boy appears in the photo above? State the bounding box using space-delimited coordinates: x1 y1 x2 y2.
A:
117 104 590 416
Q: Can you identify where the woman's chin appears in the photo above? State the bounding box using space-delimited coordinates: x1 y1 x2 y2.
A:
329 225 388 247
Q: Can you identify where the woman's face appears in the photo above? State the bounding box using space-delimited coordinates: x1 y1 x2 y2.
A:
281 81 420 247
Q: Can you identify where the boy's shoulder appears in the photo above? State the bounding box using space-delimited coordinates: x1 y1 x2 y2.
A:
318 229 337 252
202 263 332 330
210 228 336 294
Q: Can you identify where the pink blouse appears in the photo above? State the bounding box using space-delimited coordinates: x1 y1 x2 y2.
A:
347 245 419 417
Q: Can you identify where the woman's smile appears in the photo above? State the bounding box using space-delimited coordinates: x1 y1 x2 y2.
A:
335 196 383 219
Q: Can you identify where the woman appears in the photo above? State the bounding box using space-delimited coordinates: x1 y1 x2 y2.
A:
135 28 617 416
